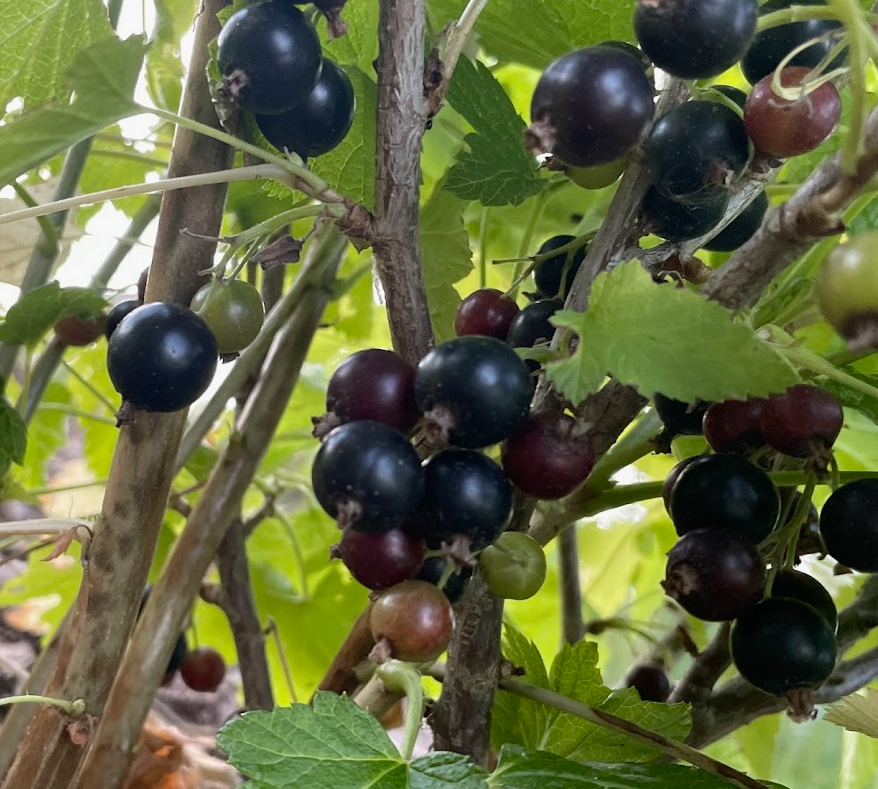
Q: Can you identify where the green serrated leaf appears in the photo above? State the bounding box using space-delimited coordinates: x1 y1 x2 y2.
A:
0 282 106 346
826 690 878 739
0 396 27 478
445 57 542 207
0 0 115 110
545 260 799 406
409 752 489 789
820 370 878 427
217 693 406 789
0 35 146 186
322 0 379 77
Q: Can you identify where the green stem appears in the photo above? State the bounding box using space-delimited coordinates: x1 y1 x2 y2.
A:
757 6 844 32
36 403 118 426
9 182 59 254
376 660 424 761
777 342 878 401
0 696 85 717
509 192 549 297
584 410 662 493
478 206 490 289
828 0 867 172
265 616 298 703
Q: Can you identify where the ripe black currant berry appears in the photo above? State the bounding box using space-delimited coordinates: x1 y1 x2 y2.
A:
454 288 520 340
506 299 563 354
654 394 710 437
643 101 750 206
713 85 748 111
819 478 878 572
641 187 728 243
417 557 472 604
662 455 701 514
703 191 768 253
634 0 758 80
744 67 841 159
533 236 586 299
217 0 322 115
415 448 513 551
527 47 654 167
731 597 837 695
702 397 767 454
311 421 425 531
104 300 140 340
742 0 844 86
501 412 595 499
336 526 425 591
369 580 454 663
319 349 419 435
663 528 764 621
597 41 653 74
624 663 672 703
669 453 780 543
771 569 838 632
416 336 533 449
54 314 107 346
255 59 355 158
107 302 218 413
760 384 843 460
180 646 227 693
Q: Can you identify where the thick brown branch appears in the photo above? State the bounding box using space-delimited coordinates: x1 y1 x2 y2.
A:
558 526 585 643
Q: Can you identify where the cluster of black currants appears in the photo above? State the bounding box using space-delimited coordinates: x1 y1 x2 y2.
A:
217 0 355 159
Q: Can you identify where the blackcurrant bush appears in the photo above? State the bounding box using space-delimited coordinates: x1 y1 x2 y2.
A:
454 288 519 340
107 302 218 412
669 453 780 543
663 528 764 621
634 0 757 80
702 397 767 454
819 478 878 572
370 580 454 663
624 663 672 703
415 448 512 551
644 101 750 206
534 236 586 299
744 67 841 159
771 569 838 632
702 191 768 252
54 314 107 346
760 384 843 459
506 299 563 353
104 300 140 340
217 0 322 115
815 232 878 349
501 412 595 499
311 421 425 531
662 455 701 514
417 557 472 604
190 279 265 355
321 349 420 434
731 597 837 695
416 336 533 449
742 0 844 86
641 187 728 243
336 526 425 591
255 59 355 158
654 394 710 437
527 47 654 167
480 532 547 600
180 646 227 693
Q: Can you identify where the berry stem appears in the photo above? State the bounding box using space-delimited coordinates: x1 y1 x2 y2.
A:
440 0 493 90
0 519 92 547
828 0 869 173
478 206 491 289
582 409 663 493
265 616 298 703
0 696 86 717
376 660 425 761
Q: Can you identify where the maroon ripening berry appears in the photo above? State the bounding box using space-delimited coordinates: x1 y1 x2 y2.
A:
369 580 454 663
179 647 226 693
335 526 425 591
454 288 520 340
703 398 767 454
760 384 843 460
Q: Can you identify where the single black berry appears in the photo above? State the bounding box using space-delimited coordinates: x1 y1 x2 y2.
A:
624 663 672 702
654 394 710 437
819 479 878 572
703 191 768 252
771 569 838 632
534 236 586 299
417 557 472 604
641 187 728 242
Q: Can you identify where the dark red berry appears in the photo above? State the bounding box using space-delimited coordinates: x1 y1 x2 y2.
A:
180 646 226 693
54 314 107 346
369 580 454 663
336 526 425 591
703 398 767 454
819 478 878 572
760 384 843 459
454 289 520 340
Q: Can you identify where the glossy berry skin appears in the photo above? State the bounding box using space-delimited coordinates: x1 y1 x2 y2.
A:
644 101 750 206
624 664 672 703
325 349 419 433
669 453 780 543
641 187 727 242
819 479 878 572
772 569 838 632
743 0 844 86
104 300 140 340
416 449 513 550
506 299 563 350
713 85 748 111
744 67 841 159
217 0 322 115
54 314 107 346
534 236 586 299
370 580 454 663
256 59 355 158
417 557 472 604
180 647 227 693
337 526 425 591
663 528 764 621
107 302 218 412
703 191 768 252
654 394 710 437
190 279 265 354
415 336 533 449
501 413 595 499
662 455 701 514
702 397 767 454
634 0 758 80
454 289 520 340
527 47 654 167
311 421 425 531
480 532 547 600
731 597 837 695
760 384 843 459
